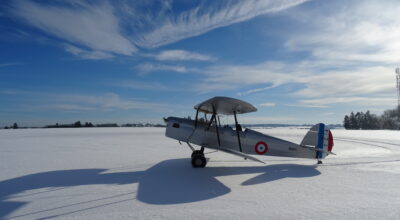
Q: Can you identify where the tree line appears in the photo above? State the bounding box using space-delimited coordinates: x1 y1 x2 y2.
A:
343 106 400 130
3 121 166 129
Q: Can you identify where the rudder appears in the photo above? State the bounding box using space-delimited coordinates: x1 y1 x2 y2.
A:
301 123 334 159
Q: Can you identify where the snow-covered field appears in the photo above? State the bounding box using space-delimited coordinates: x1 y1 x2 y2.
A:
1 127 400 219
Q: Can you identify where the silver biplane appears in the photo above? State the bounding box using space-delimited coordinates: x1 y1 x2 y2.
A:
164 97 334 168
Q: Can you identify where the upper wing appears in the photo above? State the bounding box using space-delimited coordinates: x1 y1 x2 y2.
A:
194 96 257 115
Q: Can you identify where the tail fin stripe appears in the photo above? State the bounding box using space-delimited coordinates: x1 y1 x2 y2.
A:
317 123 325 159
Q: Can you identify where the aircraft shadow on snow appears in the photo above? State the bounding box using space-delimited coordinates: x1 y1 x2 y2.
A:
0 159 320 219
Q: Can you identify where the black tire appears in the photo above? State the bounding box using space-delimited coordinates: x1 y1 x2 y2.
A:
191 150 203 158
191 154 207 168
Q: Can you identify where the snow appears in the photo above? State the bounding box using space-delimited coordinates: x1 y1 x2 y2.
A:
1 127 400 219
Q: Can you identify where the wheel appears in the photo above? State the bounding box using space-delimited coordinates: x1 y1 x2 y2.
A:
317 160 323 164
191 153 207 168
191 150 203 158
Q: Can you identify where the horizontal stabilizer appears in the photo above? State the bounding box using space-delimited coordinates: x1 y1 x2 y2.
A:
301 146 336 155
219 148 265 164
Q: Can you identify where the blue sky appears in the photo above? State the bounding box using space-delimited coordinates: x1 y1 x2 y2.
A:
0 0 399 126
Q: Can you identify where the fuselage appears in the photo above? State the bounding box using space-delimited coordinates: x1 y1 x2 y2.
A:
165 117 317 159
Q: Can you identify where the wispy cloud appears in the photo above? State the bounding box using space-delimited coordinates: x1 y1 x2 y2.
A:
10 0 136 57
259 102 276 107
293 66 395 98
192 60 396 109
199 0 398 107
134 0 310 48
285 104 328 109
0 89 27 95
53 93 168 111
49 104 96 111
285 0 400 65
195 61 294 92
298 97 397 107
8 0 308 58
320 112 335 116
152 50 215 62
238 85 275 96
64 44 114 60
240 115 298 124
135 62 195 74
109 80 172 91
0 62 22 67
1 90 170 112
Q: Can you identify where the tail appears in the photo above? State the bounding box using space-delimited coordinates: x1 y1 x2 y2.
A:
301 123 334 159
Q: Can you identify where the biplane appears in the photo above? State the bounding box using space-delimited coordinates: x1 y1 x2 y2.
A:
164 97 334 168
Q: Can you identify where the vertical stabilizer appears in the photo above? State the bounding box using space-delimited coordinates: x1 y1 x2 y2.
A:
301 123 334 159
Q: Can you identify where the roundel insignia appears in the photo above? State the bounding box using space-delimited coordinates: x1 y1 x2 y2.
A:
255 141 268 155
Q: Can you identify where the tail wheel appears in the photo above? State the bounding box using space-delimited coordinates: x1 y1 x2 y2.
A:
191 153 207 168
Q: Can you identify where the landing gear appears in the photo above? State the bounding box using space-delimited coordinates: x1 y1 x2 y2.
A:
191 150 203 158
191 147 207 168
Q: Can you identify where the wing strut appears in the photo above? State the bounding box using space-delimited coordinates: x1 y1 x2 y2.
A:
194 108 200 128
212 105 221 148
233 111 243 152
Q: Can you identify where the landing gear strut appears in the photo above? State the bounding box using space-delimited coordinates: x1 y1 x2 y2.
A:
191 147 207 168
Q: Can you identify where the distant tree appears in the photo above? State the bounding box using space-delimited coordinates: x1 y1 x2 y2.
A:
355 112 363 129
346 106 400 130
95 123 118 127
366 111 381 129
12 123 18 129
349 112 358 129
74 121 81 128
4 126 8 129
84 122 94 127
343 115 350 129
381 110 396 130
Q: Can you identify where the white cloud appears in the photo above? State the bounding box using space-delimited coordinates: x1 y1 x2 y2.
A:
0 62 21 67
199 60 394 98
195 61 294 92
2 90 170 112
298 97 397 107
9 0 308 58
320 112 335 116
49 104 96 111
191 60 396 109
55 93 167 111
135 62 193 74
259 103 276 107
240 116 298 124
285 0 400 65
238 85 275 96
153 50 215 62
285 104 328 109
134 0 309 48
110 80 172 91
64 44 114 60
293 66 395 98
11 0 136 56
